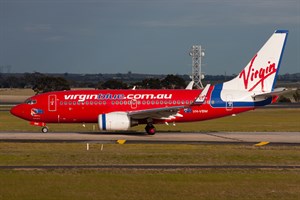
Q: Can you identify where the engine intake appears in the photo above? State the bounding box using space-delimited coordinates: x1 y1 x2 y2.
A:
98 112 138 131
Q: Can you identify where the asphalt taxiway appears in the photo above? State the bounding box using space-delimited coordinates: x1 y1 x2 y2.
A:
0 132 299 145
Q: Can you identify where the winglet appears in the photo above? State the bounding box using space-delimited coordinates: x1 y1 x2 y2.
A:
194 84 210 104
185 81 194 90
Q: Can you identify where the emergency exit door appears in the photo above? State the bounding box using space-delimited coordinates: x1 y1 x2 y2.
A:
48 95 57 111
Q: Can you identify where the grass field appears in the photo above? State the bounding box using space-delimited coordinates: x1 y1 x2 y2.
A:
1 107 300 132
0 143 300 200
1 143 300 166
1 101 300 199
0 169 299 200
0 88 35 96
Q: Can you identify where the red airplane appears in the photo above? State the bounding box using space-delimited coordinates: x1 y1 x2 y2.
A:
11 30 289 135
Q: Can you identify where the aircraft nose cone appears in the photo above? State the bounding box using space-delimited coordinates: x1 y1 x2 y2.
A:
10 105 25 119
10 105 17 116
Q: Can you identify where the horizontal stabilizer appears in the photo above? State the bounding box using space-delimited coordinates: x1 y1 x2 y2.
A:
252 88 296 100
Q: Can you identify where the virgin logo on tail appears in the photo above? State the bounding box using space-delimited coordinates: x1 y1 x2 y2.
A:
239 54 277 92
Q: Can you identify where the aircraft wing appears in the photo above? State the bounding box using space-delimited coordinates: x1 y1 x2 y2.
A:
128 105 187 120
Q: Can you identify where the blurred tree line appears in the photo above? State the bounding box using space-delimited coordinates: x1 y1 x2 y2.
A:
96 74 186 89
1 72 299 102
0 72 70 94
0 73 187 94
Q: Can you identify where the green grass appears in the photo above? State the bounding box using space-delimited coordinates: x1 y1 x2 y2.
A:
1 106 299 199
0 169 299 200
1 108 300 132
1 143 300 166
133 108 300 132
0 143 300 200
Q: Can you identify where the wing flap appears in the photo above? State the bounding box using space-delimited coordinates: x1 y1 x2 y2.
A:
128 105 187 120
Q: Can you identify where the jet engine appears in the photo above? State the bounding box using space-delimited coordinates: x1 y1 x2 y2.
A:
98 112 138 131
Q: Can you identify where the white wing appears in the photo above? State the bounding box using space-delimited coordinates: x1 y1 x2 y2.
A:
128 105 187 120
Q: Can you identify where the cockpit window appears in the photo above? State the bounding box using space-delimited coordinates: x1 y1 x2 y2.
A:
25 99 37 105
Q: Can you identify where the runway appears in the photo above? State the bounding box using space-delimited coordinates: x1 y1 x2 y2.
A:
0 132 299 145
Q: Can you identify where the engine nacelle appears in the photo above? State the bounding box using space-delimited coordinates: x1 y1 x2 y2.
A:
98 112 138 131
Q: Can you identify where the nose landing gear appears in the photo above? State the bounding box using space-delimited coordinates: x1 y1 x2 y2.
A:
30 121 48 133
41 126 49 133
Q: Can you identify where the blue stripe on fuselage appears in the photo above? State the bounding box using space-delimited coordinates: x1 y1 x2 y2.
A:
102 114 106 130
210 83 272 108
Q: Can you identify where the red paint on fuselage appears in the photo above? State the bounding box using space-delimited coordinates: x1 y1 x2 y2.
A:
11 88 254 126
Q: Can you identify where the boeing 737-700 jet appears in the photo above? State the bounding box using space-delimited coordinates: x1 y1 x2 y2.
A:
11 30 289 135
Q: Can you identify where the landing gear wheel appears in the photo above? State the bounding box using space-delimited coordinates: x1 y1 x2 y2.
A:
41 126 48 133
145 124 156 135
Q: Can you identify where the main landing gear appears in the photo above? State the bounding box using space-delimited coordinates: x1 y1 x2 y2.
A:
145 123 156 135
